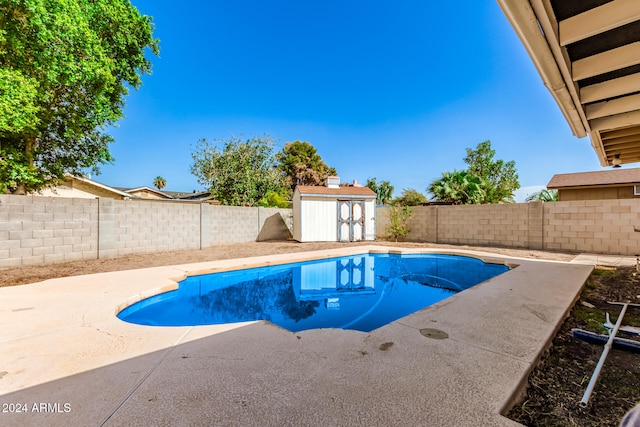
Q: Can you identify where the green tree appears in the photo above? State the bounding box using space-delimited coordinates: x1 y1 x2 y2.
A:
0 69 39 135
275 141 336 194
428 170 485 204
464 140 520 203
153 176 166 191
526 189 558 202
259 189 290 208
191 135 282 206
0 0 158 193
366 177 394 205
393 188 428 206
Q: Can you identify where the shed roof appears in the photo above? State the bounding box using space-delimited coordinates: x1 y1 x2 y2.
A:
296 185 376 197
547 167 640 189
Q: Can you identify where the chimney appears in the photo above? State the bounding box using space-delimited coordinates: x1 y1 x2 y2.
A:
326 176 340 188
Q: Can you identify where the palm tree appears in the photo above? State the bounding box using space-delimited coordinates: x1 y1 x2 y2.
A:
366 177 394 205
153 176 166 191
428 170 485 204
526 189 558 202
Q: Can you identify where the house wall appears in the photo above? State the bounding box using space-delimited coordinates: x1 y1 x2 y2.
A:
377 199 640 255
558 185 638 201
0 195 293 268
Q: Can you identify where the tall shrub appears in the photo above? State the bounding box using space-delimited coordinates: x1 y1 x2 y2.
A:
386 205 413 242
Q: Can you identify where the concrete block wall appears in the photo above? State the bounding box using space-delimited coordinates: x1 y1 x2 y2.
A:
0 195 295 268
375 206 437 242
544 199 640 255
377 204 535 249
376 200 640 254
271 207 294 232
406 206 438 242
437 203 532 248
257 208 294 242
527 201 544 250
203 206 293 244
111 199 202 257
207 205 259 244
375 206 390 239
5 194 640 267
0 195 99 268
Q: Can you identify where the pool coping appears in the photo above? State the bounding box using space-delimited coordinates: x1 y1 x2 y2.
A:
0 245 594 426
115 246 520 318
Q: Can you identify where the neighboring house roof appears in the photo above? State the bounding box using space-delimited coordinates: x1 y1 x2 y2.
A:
547 168 640 189
118 186 173 199
74 176 134 197
163 190 212 201
497 1 640 168
38 175 134 199
38 176 211 201
296 185 376 198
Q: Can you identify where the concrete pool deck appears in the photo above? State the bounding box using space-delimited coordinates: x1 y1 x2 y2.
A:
0 245 602 426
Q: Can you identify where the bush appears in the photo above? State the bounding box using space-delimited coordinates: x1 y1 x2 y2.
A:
386 205 413 242
259 190 291 208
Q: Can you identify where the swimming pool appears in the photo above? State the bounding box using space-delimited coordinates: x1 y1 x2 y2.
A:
118 253 509 332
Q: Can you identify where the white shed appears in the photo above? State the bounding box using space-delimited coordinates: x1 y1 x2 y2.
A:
293 178 376 242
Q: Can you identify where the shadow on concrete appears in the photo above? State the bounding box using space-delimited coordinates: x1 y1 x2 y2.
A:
0 323 391 427
0 323 286 426
0 312 529 427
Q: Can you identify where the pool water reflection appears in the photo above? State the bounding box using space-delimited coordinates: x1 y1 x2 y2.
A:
118 253 509 332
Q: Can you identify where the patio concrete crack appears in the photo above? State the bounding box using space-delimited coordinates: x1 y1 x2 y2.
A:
97 327 194 426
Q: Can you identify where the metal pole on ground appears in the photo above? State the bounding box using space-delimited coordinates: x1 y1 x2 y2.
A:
580 302 639 406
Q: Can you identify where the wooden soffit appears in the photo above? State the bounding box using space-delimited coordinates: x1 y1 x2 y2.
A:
497 0 640 166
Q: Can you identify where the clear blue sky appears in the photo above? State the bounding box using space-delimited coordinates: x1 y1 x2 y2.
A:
99 0 603 201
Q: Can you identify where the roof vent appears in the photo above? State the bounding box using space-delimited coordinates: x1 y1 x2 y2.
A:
326 176 340 188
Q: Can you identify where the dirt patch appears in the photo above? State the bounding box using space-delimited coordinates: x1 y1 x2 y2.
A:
508 266 640 427
0 241 575 288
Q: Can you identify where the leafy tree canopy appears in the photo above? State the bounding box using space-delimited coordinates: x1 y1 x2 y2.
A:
366 177 394 205
393 188 428 206
0 0 158 193
191 135 282 207
258 189 290 208
464 140 520 203
428 140 519 204
275 141 336 194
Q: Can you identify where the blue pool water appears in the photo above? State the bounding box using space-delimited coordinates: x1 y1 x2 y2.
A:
118 253 509 332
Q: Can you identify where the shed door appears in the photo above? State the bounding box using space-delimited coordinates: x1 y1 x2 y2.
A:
338 200 365 242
